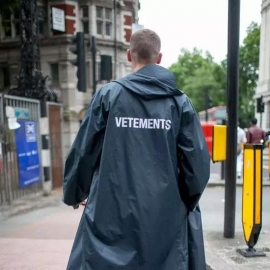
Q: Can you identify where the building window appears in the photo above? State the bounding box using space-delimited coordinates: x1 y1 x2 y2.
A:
2 66 10 87
96 7 103 18
0 8 20 39
80 6 89 34
13 9 20 36
96 6 112 37
105 22 111 36
97 21 102 35
0 65 10 90
37 6 46 35
105 8 111 20
50 63 59 85
2 10 12 38
1 7 46 38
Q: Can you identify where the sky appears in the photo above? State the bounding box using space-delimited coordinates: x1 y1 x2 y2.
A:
138 0 262 68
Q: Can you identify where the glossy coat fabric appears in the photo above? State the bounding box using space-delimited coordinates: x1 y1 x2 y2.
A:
63 64 210 270
188 206 206 270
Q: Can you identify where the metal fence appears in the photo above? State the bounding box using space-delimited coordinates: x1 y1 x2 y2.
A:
0 94 43 205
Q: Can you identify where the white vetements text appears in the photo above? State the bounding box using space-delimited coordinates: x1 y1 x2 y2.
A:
115 117 171 130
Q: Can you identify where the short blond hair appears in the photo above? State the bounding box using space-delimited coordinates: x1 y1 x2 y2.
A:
130 29 161 64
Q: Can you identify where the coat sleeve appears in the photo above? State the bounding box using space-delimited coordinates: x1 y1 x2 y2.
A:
63 90 108 206
177 97 210 211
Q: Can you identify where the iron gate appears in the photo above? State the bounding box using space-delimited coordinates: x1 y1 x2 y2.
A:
0 94 42 205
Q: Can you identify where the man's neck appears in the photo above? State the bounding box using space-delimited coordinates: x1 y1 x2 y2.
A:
132 62 154 72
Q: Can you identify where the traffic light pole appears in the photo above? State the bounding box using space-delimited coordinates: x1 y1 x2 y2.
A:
224 0 240 239
91 36 97 96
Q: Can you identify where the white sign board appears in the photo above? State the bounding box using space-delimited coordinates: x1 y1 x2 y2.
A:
8 118 20 130
5 106 15 118
52 7 65 32
132 23 144 34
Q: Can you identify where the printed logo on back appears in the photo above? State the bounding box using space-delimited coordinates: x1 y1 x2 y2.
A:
115 117 171 130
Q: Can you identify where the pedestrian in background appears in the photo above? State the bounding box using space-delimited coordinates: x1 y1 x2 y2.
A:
237 122 246 179
63 29 210 270
246 118 265 144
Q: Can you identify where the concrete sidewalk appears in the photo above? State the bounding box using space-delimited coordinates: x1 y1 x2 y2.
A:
0 200 78 270
205 231 270 270
201 187 270 270
0 189 63 221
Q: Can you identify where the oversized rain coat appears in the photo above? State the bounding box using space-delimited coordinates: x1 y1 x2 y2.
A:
63 64 210 270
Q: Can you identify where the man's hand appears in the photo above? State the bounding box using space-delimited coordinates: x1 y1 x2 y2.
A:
80 199 87 206
72 199 87 209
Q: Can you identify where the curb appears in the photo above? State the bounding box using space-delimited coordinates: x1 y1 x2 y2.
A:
0 190 63 220
207 179 270 187
207 181 270 187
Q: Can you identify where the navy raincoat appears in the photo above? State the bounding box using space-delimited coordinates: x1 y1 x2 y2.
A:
63 64 210 270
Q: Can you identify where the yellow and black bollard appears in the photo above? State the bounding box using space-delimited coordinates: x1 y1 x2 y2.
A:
237 144 266 257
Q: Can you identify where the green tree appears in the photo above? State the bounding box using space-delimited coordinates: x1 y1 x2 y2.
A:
169 48 226 112
169 22 260 126
184 67 226 112
239 22 260 126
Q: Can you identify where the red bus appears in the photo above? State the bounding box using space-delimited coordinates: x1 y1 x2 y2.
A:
198 106 226 124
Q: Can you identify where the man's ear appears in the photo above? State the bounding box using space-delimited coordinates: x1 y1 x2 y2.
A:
156 53 162 64
127 49 132 62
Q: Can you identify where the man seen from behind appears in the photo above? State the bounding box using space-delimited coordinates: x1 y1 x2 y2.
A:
63 29 210 270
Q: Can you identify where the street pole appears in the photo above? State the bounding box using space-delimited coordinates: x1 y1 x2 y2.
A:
221 160 225 179
205 88 209 122
224 0 240 239
91 36 97 96
260 112 262 128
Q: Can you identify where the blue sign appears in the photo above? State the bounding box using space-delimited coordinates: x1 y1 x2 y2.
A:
15 120 40 188
14 107 30 119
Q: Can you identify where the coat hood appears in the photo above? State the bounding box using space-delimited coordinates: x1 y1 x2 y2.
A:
115 64 183 99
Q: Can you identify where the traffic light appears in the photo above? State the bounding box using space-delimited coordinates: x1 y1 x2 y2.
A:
256 96 265 113
70 32 86 92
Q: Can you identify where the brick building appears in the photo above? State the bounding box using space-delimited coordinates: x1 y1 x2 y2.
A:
0 0 140 156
